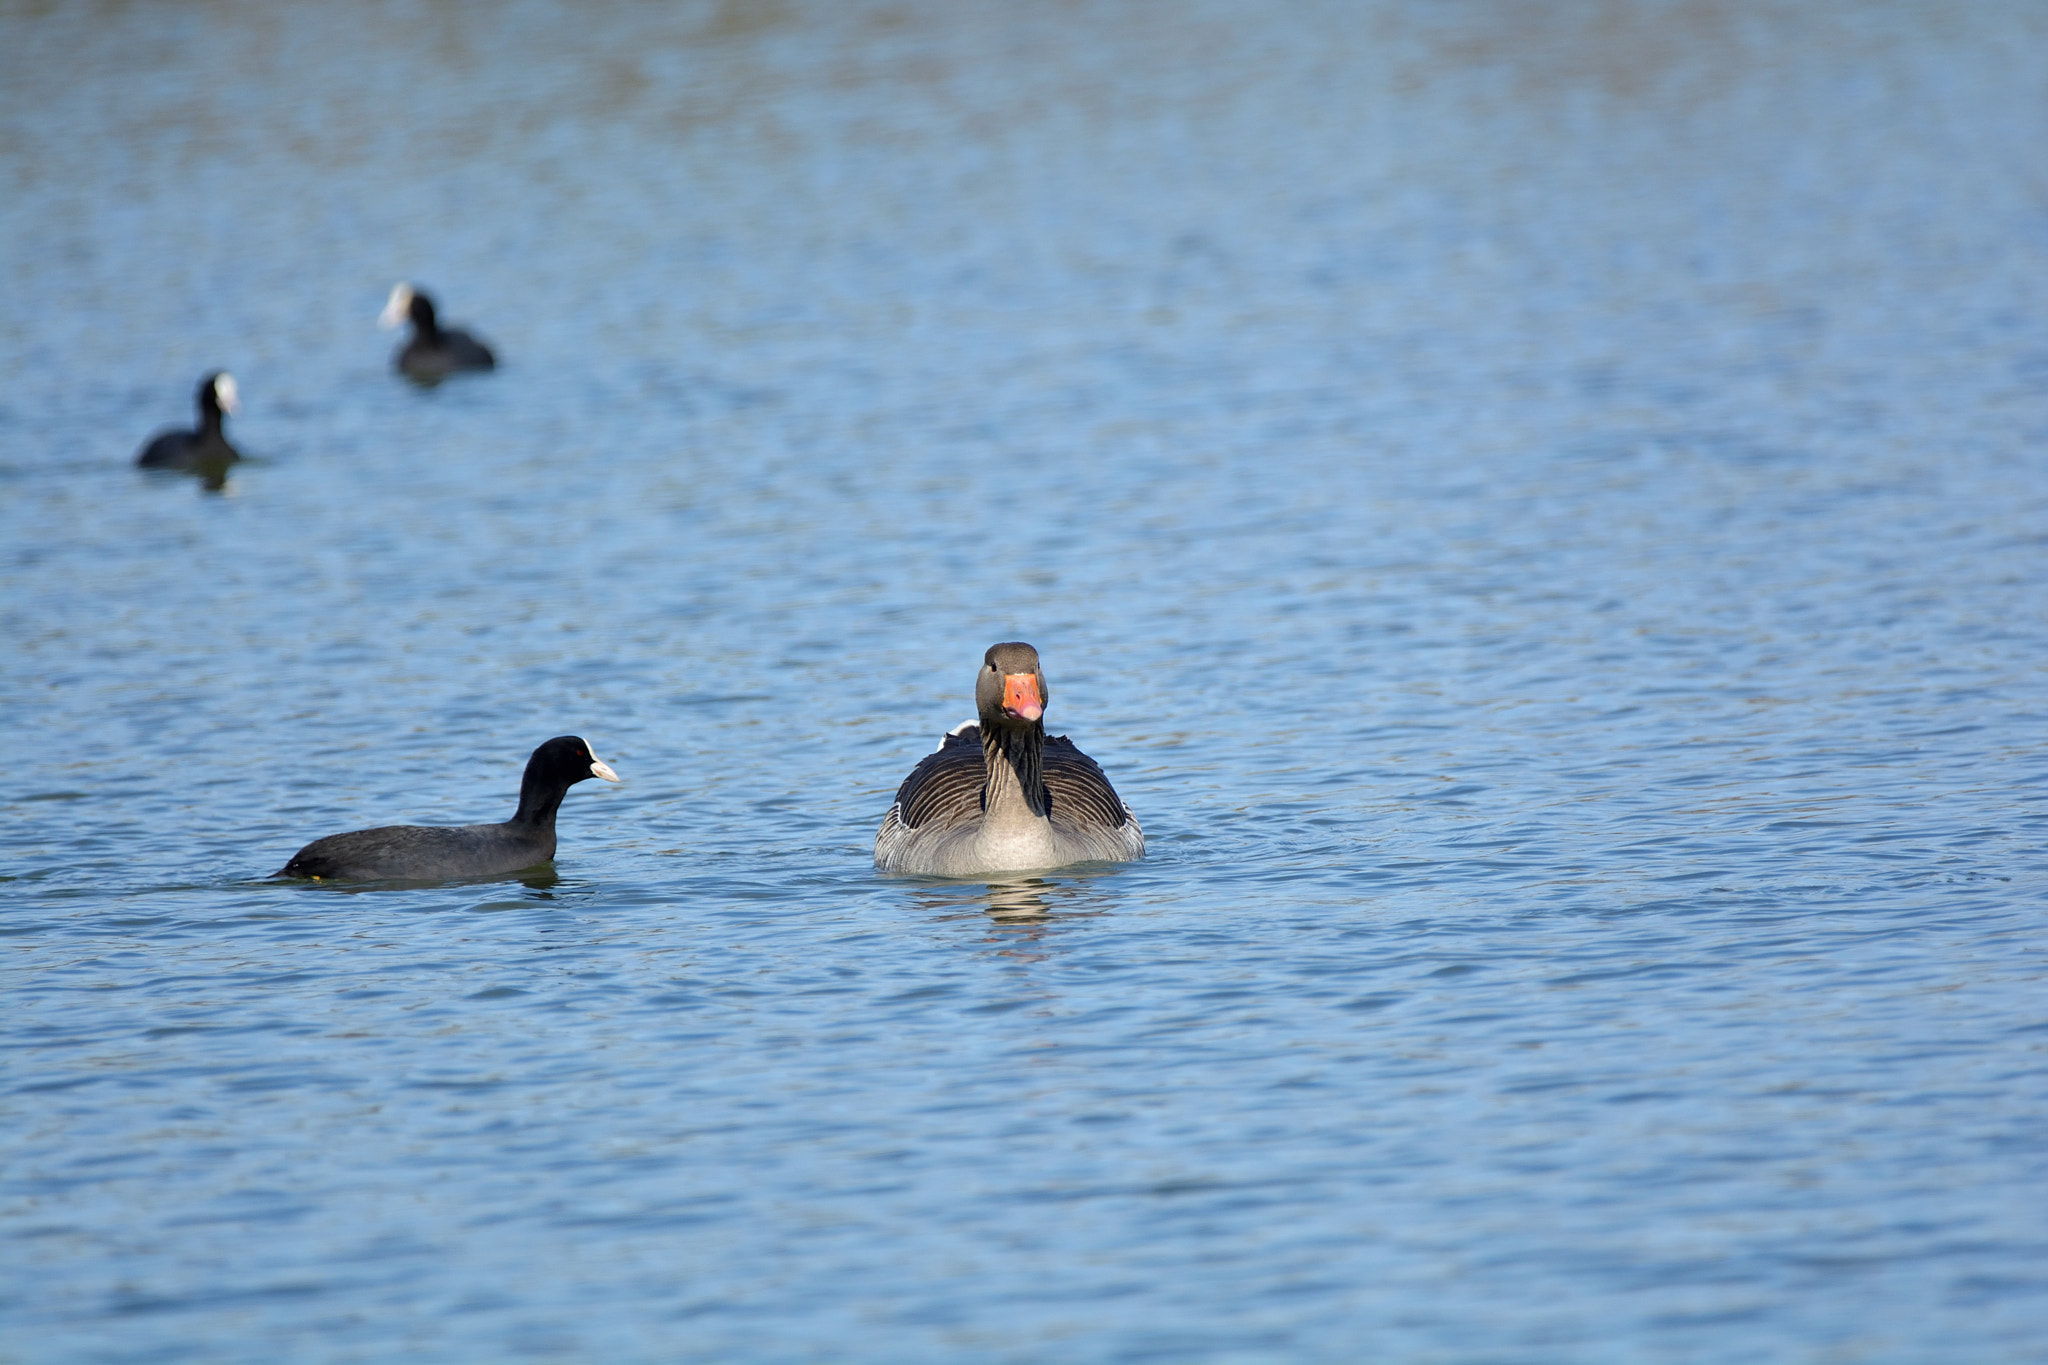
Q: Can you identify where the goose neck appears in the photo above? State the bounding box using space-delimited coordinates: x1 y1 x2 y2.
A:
982 721 1048 819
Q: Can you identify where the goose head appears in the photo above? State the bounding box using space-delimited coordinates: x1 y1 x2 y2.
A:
975 641 1048 731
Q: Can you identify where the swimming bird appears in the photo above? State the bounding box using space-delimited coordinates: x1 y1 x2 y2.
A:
875 642 1143 877
379 282 496 383
279 736 619 881
136 372 240 481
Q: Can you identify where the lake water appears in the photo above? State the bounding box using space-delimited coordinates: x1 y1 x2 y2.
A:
5 2 2048 1360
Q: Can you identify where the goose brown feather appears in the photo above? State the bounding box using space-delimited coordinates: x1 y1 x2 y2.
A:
874 644 1143 877
887 725 1134 834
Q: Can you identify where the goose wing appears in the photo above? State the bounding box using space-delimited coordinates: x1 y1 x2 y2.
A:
1043 734 1138 831
884 724 987 833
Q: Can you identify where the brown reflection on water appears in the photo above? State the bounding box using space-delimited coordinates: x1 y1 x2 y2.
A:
9 0 1961 190
910 873 1118 961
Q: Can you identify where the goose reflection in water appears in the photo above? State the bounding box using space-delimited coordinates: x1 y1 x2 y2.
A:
911 875 1119 932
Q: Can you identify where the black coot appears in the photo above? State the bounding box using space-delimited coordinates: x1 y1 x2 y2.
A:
137 372 240 482
379 282 496 383
279 736 620 881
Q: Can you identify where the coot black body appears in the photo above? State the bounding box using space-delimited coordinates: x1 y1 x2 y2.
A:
380 282 496 383
279 736 619 881
137 372 240 478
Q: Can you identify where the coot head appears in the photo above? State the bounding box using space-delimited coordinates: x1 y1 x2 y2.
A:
199 371 240 420
529 735 622 788
378 281 439 334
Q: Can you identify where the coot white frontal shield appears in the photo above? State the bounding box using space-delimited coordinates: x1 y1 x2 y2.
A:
378 282 414 329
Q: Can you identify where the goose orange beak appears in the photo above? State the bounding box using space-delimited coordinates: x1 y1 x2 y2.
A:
1002 672 1044 722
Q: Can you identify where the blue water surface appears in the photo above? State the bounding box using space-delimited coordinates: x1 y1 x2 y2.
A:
4 2 2048 1361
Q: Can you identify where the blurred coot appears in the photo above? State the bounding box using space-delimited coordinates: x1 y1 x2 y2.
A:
136 372 240 484
379 282 496 383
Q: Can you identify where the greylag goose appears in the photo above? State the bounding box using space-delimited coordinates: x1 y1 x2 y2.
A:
875 642 1144 877
136 372 240 480
379 282 496 383
279 736 618 880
